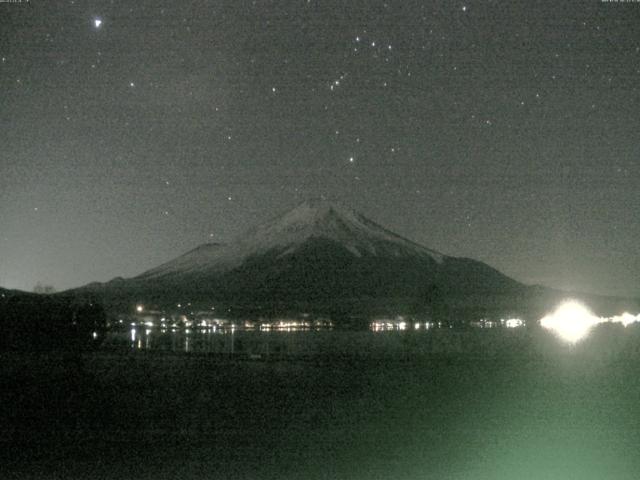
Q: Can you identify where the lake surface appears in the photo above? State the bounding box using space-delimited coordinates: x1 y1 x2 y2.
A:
102 323 538 359
3 324 640 479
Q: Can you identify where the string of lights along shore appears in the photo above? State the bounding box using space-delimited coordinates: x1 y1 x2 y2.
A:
1 1 638 298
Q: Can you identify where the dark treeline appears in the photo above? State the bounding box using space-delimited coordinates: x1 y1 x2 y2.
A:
0 291 107 351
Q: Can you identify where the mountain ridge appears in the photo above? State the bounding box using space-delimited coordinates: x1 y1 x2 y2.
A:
65 199 545 320
137 199 445 281
64 199 640 321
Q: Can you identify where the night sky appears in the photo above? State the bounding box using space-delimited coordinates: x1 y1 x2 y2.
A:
1 0 638 297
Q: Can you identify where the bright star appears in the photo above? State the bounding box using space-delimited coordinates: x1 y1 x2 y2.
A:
94 18 102 28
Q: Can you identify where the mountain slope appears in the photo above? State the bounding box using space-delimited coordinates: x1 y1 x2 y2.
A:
137 199 444 280
71 199 528 317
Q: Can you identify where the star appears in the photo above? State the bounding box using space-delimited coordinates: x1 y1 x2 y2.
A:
93 18 103 29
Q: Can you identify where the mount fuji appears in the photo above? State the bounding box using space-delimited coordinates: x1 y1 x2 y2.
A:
70 199 534 318
139 199 447 280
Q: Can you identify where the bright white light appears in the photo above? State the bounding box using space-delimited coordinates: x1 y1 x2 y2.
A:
541 302 640 344
136 305 144 313
504 318 524 328
610 312 640 327
540 301 599 343
94 18 102 28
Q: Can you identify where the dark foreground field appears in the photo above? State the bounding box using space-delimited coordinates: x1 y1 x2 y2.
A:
2 327 640 480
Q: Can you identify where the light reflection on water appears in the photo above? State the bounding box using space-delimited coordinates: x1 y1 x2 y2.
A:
107 320 526 357
120 326 330 355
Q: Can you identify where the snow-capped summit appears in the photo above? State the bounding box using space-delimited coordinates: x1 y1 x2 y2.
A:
242 198 444 260
138 199 444 280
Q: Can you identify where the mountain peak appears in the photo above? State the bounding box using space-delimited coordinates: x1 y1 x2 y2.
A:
287 198 355 218
267 198 361 232
137 200 445 280
73 199 532 312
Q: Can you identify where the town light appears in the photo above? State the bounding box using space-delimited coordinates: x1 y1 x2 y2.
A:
540 301 598 343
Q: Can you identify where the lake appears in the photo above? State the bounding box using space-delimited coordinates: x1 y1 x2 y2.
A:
2 324 640 479
101 322 537 359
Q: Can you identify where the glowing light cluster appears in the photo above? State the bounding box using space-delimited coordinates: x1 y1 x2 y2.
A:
503 318 524 328
540 301 599 343
261 320 311 331
609 312 640 327
540 300 640 343
370 319 434 332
